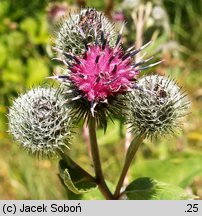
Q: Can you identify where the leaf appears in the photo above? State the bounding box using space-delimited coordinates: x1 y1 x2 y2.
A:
131 152 202 188
81 187 106 200
125 177 196 200
59 159 97 195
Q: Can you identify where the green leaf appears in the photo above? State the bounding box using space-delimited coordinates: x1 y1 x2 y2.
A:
125 177 196 200
59 159 97 195
81 187 105 200
131 152 202 188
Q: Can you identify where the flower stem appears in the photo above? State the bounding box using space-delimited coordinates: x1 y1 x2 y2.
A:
114 134 145 198
88 117 114 200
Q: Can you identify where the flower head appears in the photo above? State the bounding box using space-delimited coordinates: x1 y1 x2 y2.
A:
127 75 190 138
8 87 72 157
51 8 160 128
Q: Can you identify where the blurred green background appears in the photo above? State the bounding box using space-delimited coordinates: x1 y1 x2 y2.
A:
0 0 202 199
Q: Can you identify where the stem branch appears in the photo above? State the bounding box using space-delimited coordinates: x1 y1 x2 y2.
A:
88 117 114 199
114 134 145 198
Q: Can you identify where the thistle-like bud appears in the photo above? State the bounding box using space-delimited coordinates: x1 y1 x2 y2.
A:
8 87 72 157
127 75 190 138
55 8 116 55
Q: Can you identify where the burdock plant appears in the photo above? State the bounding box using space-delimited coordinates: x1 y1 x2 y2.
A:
8 8 193 200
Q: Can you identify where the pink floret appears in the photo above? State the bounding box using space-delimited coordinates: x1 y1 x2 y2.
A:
70 45 138 102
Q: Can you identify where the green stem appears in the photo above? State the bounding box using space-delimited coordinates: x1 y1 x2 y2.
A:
114 134 145 199
88 117 114 200
59 151 95 183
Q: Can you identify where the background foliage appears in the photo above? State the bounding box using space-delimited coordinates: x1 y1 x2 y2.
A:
0 0 202 199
